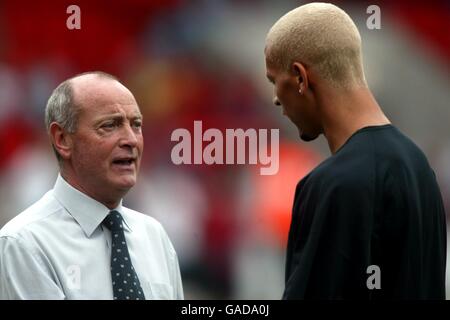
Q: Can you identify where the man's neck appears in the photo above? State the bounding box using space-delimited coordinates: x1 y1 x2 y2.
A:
60 169 122 210
319 87 390 154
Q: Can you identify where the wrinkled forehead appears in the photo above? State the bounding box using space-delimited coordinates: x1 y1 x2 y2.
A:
71 75 140 114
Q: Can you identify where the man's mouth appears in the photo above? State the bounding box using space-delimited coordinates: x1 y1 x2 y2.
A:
112 157 136 168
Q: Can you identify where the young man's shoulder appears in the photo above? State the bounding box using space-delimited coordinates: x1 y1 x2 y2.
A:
303 125 433 195
305 148 373 192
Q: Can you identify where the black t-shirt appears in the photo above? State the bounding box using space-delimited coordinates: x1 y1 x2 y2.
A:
283 124 447 299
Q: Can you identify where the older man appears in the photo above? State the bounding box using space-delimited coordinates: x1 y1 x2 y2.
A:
0 71 183 300
265 3 446 299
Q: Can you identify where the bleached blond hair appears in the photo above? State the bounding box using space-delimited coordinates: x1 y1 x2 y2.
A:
265 2 367 88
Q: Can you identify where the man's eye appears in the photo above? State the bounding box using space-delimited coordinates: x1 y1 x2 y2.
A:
102 122 116 129
133 122 142 128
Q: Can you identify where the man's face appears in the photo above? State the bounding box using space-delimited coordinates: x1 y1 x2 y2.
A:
69 78 143 198
265 55 322 141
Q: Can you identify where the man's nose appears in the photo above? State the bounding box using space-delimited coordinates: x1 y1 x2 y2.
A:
120 124 139 148
273 96 281 106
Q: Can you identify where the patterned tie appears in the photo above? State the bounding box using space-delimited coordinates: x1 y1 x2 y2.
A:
103 210 146 300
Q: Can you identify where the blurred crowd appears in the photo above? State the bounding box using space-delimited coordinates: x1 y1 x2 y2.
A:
0 0 449 299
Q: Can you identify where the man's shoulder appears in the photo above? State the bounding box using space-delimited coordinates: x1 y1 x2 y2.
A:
309 150 369 180
0 190 61 239
300 152 374 198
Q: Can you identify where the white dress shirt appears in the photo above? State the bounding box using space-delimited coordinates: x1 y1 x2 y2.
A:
0 174 184 300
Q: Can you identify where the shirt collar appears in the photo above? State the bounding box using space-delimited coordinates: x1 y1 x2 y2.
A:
52 174 133 237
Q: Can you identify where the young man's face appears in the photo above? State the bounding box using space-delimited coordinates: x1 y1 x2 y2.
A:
265 55 322 142
69 78 144 198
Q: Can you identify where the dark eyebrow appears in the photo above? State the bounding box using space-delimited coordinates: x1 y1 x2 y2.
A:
266 74 275 84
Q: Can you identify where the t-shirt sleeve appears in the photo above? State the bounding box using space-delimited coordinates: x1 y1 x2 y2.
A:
0 236 65 300
284 180 375 299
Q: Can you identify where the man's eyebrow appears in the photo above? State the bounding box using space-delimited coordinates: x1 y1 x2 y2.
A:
266 74 275 83
96 113 143 122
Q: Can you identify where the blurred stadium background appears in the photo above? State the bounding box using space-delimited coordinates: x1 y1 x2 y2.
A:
0 0 449 299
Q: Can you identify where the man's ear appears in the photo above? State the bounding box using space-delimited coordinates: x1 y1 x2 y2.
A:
292 62 309 94
49 122 73 160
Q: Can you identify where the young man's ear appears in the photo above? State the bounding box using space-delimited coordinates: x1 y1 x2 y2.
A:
292 62 309 94
49 122 72 160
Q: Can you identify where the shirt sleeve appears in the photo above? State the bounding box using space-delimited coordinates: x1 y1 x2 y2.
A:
159 226 184 300
0 236 65 300
169 248 184 300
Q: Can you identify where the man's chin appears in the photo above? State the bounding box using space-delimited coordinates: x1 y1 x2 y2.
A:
300 131 318 142
113 176 136 192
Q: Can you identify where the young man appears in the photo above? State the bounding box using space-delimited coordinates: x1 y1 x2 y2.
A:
265 3 446 299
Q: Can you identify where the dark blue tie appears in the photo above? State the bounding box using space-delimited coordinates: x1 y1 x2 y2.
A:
103 210 146 300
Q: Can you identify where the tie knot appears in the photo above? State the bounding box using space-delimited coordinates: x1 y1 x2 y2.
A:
103 211 124 232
